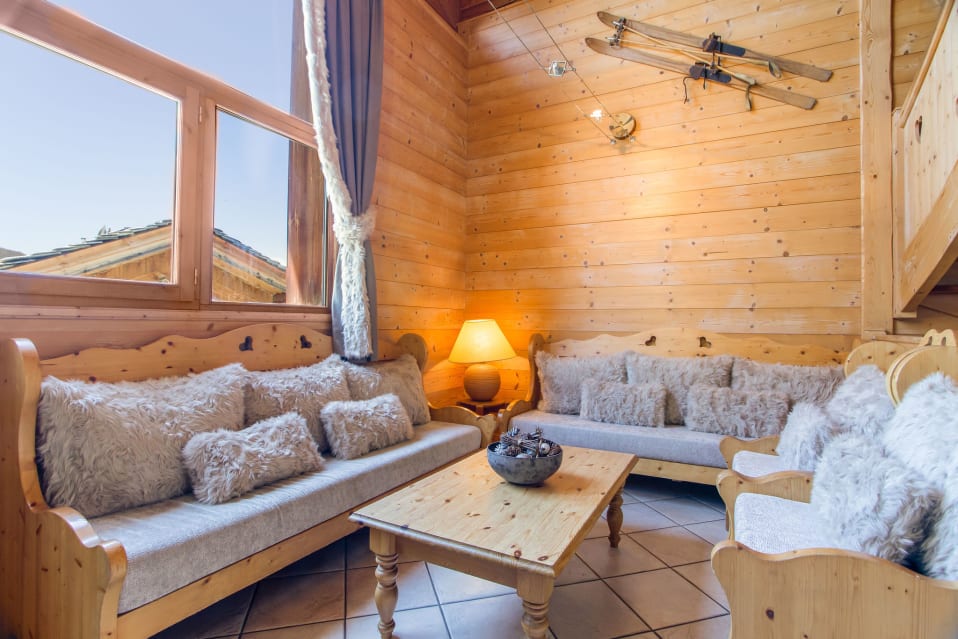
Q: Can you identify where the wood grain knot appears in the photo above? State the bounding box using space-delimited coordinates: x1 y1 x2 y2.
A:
765 608 774 620
299 335 312 349
239 336 253 351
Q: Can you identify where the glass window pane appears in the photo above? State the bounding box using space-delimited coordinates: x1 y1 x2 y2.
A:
214 110 326 306
0 31 177 283
52 0 296 113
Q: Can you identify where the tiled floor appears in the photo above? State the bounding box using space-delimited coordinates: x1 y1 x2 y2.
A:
152 476 730 639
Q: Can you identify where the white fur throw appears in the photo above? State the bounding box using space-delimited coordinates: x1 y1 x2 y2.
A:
776 402 835 471
37 364 247 518
320 393 414 460
684 385 789 438
811 434 938 564
244 355 350 451
881 373 958 484
825 365 894 438
342 354 430 425
579 379 666 427
731 358 843 407
183 412 323 505
535 351 626 415
626 353 733 425
919 454 958 579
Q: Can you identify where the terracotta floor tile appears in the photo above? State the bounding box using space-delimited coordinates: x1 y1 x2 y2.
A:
586 515 612 539
244 572 345 633
549 580 650 639
606 568 726 630
623 477 690 502
618 501 679 533
684 519 729 545
576 535 665 578
645 498 725 526
656 615 731 639
630 526 714 566
674 562 729 610
271 540 346 578
241 620 343 638
345 561 437 618
345 606 449 639
441 593 556 639
554 554 598 586
427 562 514 604
152 587 253 639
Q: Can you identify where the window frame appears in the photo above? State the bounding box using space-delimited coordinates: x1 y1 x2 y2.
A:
0 1 330 312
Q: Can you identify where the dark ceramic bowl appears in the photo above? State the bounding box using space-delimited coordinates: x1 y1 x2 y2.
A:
486 442 563 485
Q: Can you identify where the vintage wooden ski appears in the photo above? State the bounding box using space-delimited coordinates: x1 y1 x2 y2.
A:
597 11 833 82
586 37 817 110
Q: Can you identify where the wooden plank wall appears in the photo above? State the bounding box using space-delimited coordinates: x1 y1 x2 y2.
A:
460 0 943 400
375 0 469 399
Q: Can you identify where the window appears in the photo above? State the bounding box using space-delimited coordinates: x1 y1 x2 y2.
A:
0 1 329 310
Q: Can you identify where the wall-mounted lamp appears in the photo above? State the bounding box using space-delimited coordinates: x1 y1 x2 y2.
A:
449 319 516 402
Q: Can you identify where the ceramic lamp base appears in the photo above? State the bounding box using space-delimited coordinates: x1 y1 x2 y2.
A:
463 363 500 402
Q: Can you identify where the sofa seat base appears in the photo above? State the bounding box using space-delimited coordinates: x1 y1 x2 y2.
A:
512 410 728 470
93 421 480 614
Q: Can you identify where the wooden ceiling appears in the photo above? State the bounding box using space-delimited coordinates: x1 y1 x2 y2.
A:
424 0 517 27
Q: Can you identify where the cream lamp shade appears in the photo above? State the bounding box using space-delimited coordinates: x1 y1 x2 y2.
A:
449 319 516 402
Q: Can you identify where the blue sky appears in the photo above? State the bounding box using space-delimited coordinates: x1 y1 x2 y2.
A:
0 0 296 265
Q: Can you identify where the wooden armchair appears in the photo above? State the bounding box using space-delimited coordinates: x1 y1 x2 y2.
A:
712 325 958 638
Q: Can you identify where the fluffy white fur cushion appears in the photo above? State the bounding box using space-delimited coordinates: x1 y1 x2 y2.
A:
37 364 247 518
811 434 938 564
320 393 414 460
684 385 789 438
535 351 626 415
342 354 431 425
919 456 958 579
731 358 843 407
825 364 894 438
183 412 323 505
776 402 835 471
579 379 666 427
626 353 733 425
244 355 350 452
881 373 958 483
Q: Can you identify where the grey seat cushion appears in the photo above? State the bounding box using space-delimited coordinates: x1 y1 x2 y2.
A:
731 451 789 478
511 410 726 468
92 421 480 613
734 493 835 554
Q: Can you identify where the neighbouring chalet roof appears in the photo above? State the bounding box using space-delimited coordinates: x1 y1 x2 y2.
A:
0 220 285 272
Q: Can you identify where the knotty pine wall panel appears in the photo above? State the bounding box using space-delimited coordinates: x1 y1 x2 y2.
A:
375 0 469 399
463 0 864 399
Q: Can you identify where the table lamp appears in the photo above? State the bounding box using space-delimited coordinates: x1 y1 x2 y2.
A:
448 319 516 402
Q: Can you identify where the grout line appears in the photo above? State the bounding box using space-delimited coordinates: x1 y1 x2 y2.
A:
425 563 455 638
237 581 259 638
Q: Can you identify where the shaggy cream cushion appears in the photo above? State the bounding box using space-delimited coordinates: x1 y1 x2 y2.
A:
321 393 414 459
825 364 895 438
579 379 666 427
342 354 431 425
535 351 626 415
811 434 938 564
731 358 843 407
775 402 835 471
626 353 733 425
183 412 323 504
37 363 247 518
244 355 350 451
920 458 958 579
684 385 789 438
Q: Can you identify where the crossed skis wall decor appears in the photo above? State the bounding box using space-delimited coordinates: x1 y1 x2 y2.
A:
590 12 832 110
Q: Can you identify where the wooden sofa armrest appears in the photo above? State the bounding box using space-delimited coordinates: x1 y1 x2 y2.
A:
719 435 779 469
428 404 498 447
717 469 813 538
711 540 958 638
1 338 128 639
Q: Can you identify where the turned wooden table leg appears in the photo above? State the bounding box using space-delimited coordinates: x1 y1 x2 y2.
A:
517 572 553 639
521 599 550 638
607 485 624 548
370 529 398 639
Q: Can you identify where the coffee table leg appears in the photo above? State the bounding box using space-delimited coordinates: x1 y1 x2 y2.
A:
518 574 553 639
370 530 398 639
607 485 624 548
521 600 550 638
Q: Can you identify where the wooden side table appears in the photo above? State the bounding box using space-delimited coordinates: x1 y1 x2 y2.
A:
456 398 509 416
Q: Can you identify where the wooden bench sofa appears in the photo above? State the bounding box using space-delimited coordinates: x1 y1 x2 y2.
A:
500 327 847 486
0 323 497 639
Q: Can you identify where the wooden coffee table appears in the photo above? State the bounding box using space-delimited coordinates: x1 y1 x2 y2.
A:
350 445 637 638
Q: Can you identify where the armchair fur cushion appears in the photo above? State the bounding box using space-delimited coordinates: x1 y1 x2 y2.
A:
535 351 626 415
245 355 350 451
321 393 414 460
776 402 834 471
183 412 323 505
811 434 938 564
731 358 843 407
626 353 733 425
342 354 431 425
685 385 789 438
579 379 666 427
37 364 247 518
825 364 895 438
